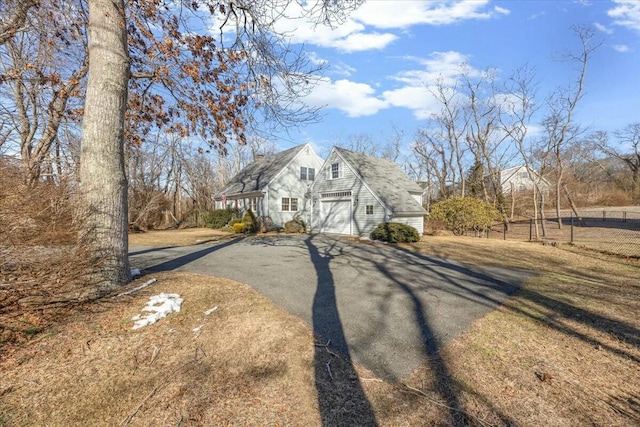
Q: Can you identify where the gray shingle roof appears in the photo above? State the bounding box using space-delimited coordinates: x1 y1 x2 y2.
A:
214 144 305 198
335 147 426 215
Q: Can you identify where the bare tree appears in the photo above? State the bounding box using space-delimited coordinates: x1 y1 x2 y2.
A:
594 124 640 204
0 0 38 45
0 2 88 184
541 26 600 227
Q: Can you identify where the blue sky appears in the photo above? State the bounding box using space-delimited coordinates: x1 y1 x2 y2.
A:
266 0 640 158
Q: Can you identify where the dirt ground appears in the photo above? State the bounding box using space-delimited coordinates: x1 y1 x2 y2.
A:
1 230 639 426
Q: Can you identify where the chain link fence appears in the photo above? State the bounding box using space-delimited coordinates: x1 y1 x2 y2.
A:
487 208 640 258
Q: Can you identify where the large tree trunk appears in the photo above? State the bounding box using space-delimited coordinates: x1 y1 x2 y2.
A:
79 0 131 295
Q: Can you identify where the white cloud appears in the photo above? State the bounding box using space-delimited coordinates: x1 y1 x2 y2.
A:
305 78 388 117
608 0 640 33
382 86 443 120
268 0 501 53
594 22 614 34
391 52 476 86
612 44 630 52
303 50 483 120
307 52 356 76
330 61 357 77
350 0 495 29
383 51 482 119
333 32 399 52
494 6 511 16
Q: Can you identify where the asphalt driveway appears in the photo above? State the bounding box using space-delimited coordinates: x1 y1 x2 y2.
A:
129 234 532 381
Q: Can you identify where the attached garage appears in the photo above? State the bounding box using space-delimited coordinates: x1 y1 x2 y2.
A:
320 199 351 234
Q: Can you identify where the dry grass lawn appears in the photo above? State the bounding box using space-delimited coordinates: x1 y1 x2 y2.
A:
128 228 232 247
1 232 639 426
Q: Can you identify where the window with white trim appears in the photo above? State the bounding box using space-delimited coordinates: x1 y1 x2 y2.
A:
300 166 315 181
366 205 374 215
281 197 298 212
331 162 340 179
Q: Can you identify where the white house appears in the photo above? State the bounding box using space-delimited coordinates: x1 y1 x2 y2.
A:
309 147 427 235
213 143 323 228
497 165 549 194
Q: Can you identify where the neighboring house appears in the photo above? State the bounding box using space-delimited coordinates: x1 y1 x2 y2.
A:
494 165 549 194
213 143 323 228
310 147 427 235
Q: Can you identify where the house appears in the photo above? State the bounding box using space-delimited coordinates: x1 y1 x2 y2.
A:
495 165 549 194
310 147 427 235
213 143 323 228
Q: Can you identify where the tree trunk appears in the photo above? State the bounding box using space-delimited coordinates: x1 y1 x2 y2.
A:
540 189 548 238
78 0 131 296
633 167 640 205
532 183 540 240
555 170 563 229
562 183 581 221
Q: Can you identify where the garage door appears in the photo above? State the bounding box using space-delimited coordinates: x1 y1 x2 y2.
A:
320 200 351 234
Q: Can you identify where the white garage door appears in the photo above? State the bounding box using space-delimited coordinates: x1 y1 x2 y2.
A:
320 200 351 234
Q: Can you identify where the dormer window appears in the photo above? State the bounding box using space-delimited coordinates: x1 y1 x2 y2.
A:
331 162 340 179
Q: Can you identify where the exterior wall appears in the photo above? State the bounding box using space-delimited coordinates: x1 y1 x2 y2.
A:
266 145 323 228
311 150 386 235
501 166 540 193
390 215 424 235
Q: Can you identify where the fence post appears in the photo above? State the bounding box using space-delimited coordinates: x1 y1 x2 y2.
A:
624 211 627 222
529 218 533 241
503 222 507 240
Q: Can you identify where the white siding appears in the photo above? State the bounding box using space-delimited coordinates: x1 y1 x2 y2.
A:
390 215 424 235
312 150 386 236
267 145 322 228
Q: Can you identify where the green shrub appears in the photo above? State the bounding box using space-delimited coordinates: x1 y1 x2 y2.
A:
429 197 500 236
206 208 241 229
242 209 257 232
370 222 420 243
284 217 306 233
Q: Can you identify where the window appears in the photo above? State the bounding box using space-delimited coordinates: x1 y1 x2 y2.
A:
331 162 340 179
518 170 528 179
282 197 298 212
250 197 257 213
300 166 315 181
366 205 374 215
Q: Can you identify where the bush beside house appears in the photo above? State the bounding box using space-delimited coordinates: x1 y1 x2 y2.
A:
370 222 420 243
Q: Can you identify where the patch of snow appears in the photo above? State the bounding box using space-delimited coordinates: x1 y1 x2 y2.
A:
131 293 183 330
192 325 204 333
131 268 141 277
204 306 218 315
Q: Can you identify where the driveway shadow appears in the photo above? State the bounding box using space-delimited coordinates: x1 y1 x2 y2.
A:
133 237 243 272
305 235 378 426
